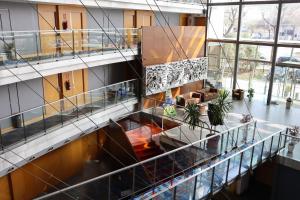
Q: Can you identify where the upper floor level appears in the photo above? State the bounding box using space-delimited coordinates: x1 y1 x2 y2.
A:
9 0 206 15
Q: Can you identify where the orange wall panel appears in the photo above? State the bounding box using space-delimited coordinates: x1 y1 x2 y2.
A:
142 26 206 66
0 175 12 200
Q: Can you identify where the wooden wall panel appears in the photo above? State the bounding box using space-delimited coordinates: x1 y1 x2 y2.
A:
8 131 100 200
38 4 57 56
143 92 165 109
124 10 136 28
179 80 203 94
142 26 206 66
43 74 61 117
0 175 12 200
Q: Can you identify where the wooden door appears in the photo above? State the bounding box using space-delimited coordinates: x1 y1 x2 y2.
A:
38 5 58 57
124 10 136 47
136 11 154 28
58 6 86 55
62 69 86 111
43 75 61 117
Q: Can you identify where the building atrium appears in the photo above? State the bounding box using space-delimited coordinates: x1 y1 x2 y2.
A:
0 0 299 200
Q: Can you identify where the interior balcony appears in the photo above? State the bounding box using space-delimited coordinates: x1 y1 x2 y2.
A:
0 79 139 177
0 28 139 86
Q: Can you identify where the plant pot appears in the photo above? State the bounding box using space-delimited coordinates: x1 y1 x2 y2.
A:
206 133 220 154
288 142 295 153
208 103 224 126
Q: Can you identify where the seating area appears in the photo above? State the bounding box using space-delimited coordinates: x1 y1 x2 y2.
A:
175 87 219 107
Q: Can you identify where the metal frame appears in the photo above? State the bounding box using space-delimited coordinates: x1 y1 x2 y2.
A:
207 0 300 105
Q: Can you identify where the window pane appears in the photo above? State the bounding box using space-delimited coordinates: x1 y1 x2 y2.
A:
207 42 235 89
240 5 278 42
237 45 272 97
271 67 300 106
278 3 300 43
277 47 300 64
208 6 239 40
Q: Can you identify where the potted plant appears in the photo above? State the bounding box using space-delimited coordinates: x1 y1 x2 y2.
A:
288 126 300 153
207 89 232 127
247 88 255 102
163 105 177 118
183 103 201 130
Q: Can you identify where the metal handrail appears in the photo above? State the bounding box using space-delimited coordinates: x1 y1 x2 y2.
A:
144 128 286 199
0 79 138 121
0 28 140 35
35 120 256 200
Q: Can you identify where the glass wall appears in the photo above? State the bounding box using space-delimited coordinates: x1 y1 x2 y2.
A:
207 42 235 89
207 0 300 105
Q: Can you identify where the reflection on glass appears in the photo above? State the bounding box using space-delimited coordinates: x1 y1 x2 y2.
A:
240 5 278 41
279 4 300 42
207 42 235 89
237 45 272 97
208 6 239 39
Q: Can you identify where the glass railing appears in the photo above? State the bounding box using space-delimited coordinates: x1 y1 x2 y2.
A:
137 129 285 200
0 28 140 69
0 79 138 151
34 120 273 200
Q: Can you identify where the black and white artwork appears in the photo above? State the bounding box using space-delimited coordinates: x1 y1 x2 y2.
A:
145 57 208 95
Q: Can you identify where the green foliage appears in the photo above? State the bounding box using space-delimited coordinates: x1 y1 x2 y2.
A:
247 88 255 101
163 105 177 118
208 90 232 126
184 103 201 130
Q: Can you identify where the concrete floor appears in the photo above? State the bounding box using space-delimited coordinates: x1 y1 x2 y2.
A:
232 98 300 127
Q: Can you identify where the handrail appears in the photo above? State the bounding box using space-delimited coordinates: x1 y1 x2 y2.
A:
34 120 256 200
0 79 138 121
145 128 286 199
0 28 140 34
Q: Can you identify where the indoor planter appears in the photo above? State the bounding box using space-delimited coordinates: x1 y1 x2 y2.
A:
183 103 201 130
247 88 255 102
163 105 177 118
207 90 232 127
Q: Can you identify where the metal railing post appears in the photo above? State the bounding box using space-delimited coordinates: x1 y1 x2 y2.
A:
283 128 289 148
250 146 255 169
236 127 240 147
259 141 265 163
42 107 46 133
269 136 274 157
276 132 282 153
225 159 230 184
76 96 79 119
22 113 26 141
210 167 215 196
72 30 75 57
192 175 198 200
252 121 257 141
238 152 244 176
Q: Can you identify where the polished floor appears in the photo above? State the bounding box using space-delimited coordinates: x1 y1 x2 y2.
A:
232 98 300 126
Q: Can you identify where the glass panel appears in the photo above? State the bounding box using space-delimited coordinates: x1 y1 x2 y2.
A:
175 177 195 199
0 115 26 148
207 42 235 89
227 154 241 182
278 3 300 43
23 107 45 139
271 66 300 107
237 44 272 99
195 170 213 199
240 5 278 42
208 6 239 40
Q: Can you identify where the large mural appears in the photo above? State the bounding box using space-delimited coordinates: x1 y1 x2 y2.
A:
145 57 208 95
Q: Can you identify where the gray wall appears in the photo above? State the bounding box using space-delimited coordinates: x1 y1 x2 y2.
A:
87 8 124 29
0 1 39 57
88 62 129 91
154 12 180 26
0 78 44 118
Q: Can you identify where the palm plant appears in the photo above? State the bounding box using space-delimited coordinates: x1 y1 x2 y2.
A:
183 103 201 130
208 90 232 126
247 88 255 102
